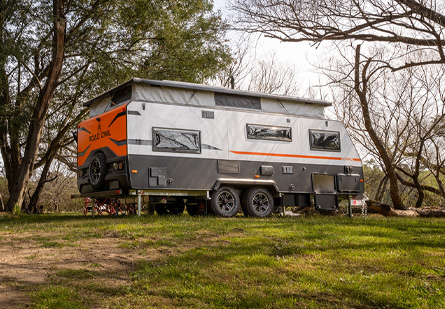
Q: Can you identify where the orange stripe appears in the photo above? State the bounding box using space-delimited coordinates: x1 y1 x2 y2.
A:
230 150 361 162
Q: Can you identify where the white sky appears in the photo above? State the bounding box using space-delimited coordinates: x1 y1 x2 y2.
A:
213 0 327 97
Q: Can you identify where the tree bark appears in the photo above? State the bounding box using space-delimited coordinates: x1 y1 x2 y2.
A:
396 171 444 196
412 140 425 208
27 153 57 213
375 175 389 202
367 200 445 217
5 0 66 211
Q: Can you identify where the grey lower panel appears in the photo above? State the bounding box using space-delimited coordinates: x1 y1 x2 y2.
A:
127 154 364 194
78 172 129 194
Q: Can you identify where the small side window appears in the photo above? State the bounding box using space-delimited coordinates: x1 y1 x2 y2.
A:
153 127 201 153
310 130 340 151
246 124 292 142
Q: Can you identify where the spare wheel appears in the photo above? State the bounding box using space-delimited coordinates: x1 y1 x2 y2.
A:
89 152 107 190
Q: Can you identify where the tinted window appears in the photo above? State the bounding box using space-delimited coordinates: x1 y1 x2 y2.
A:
247 124 292 142
111 85 132 105
310 130 340 151
215 93 261 110
153 128 201 153
105 85 132 112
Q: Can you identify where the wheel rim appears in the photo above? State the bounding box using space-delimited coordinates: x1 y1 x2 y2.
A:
90 157 101 183
252 192 270 214
217 191 236 213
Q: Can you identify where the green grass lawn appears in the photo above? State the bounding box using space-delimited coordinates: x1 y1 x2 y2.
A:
0 213 444 308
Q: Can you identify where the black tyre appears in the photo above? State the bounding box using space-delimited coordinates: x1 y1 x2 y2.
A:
88 153 107 190
244 187 274 218
210 186 240 217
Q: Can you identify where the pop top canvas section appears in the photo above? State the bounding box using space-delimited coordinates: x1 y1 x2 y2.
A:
85 78 330 119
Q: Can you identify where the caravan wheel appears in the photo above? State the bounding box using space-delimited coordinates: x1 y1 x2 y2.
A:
244 187 274 218
88 153 107 190
211 186 240 217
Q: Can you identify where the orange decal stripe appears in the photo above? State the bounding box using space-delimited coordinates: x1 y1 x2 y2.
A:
230 150 361 162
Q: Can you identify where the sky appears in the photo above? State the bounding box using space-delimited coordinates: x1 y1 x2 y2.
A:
213 0 327 97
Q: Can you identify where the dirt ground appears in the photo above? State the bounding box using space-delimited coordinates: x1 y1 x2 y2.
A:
0 230 163 308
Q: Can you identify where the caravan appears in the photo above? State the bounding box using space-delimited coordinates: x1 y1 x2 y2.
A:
77 78 364 217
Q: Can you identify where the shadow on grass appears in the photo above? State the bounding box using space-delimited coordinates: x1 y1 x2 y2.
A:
0 212 148 226
1 252 136 308
128 228 445 308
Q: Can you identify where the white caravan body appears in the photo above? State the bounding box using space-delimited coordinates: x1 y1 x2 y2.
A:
77 79 363 216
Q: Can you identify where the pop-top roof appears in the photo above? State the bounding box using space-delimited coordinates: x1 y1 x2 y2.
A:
84 78 331 107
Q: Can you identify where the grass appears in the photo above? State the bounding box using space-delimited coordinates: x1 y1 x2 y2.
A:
0 213 444 308
56 269 99 280
31 285 85 309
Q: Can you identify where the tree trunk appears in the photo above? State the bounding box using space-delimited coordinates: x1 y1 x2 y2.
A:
27 153 57 213
375 175 388 202
367 200 445 217
413 175 424 208
435 173 445 199
5 0 66 212
354 45 405 210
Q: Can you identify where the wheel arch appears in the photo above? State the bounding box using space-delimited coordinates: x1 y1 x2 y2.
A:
90 149 106 158
212 178 280 196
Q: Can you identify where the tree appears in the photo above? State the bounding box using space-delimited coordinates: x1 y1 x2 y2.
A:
210 35 301 95
353 45 405 209
328 45 444 208
211 39 255 89
233 0 445 209
0 0 231 212
247 54 300 95
362 162 391 204
233 0 445 71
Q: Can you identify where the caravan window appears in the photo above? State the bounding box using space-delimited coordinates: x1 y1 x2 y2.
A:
153 128 201 153
310 130 340 151
104 85 132 112
246 124 292 142
215 93 261 110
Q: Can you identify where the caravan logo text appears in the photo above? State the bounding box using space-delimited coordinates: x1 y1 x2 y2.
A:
89 130 111 142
